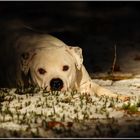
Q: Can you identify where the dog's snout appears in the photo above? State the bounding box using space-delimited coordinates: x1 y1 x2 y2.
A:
50 78 63 91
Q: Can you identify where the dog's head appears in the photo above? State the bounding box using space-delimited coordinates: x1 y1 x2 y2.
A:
20 45 83 91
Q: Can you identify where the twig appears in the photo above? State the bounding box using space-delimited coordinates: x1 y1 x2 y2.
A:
111 43 117 74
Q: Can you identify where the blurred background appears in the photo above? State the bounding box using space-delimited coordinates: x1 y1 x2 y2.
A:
1 1 140 75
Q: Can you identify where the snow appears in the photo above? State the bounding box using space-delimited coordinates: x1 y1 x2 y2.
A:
0 76 140 137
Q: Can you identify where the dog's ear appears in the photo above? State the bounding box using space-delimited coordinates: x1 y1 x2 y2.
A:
67 46 83 70
20 50 36 75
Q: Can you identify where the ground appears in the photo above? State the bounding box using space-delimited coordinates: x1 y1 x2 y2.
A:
0 75 140 138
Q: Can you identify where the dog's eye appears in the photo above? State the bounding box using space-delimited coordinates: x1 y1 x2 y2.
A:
38 68 46 75
63 65 69 71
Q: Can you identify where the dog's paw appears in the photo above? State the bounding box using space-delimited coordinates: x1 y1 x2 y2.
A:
118 95 130 101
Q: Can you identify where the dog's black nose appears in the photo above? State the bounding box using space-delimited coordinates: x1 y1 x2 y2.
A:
50 78 63 91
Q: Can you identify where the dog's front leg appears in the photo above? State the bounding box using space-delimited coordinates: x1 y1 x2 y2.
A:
79 80 130 101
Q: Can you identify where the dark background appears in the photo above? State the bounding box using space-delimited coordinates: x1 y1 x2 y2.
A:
1 1 140 74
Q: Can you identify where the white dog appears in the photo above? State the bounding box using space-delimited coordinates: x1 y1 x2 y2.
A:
0 20 129 100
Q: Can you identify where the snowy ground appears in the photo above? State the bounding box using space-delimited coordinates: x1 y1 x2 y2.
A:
0 75 140 138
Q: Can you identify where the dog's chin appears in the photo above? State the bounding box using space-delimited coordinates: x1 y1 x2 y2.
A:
38 84 67 92
51 87 68 92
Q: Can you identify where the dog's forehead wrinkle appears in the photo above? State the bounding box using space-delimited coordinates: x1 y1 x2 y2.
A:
35 47 73 63
32 56 73 74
